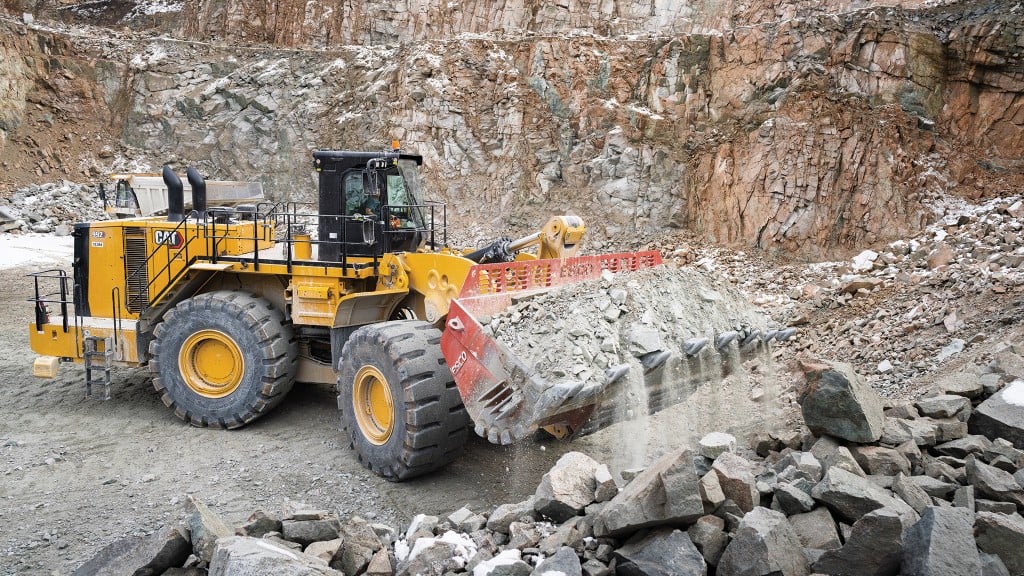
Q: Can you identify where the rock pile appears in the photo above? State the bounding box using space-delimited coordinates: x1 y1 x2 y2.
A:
486 263 776 387
75 352 1024 576
0 181 107 234
670 192 1024 398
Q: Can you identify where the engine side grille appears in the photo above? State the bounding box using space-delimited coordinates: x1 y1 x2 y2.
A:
123 227 149 313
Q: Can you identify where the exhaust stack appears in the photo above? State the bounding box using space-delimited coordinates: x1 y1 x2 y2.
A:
186 166 207 218
162 165 184 222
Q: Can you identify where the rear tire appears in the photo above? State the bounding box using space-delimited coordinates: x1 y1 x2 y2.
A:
338 320 470 481
149 290 297 428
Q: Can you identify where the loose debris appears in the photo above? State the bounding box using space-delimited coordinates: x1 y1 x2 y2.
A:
76 352 1024 576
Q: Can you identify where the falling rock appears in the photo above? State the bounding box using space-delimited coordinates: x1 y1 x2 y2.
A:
798 360 884 443
965 455 1024 508
688 515 728 567
892 473 933 515
915 395 969 419
789 507 841 551
812 507 903 576
712 452 761 513
487 498 537 534
593 464 618 503
901 507 980 576
533 546 582 576
974 511 1024 576
717 507 809 576
699 432 737 460
849 445 911 476
594 447 703 537
208 537 342 576
185 495 234 564
70 525 191 576
613 528 706 576
811 467 918 525
969 380 1024 449
534 452 601 522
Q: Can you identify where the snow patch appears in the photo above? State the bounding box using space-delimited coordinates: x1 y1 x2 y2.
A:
1002 380 1024 407
0 234 74 271
473 549 523 576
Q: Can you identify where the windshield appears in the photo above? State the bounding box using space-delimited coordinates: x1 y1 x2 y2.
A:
391 159 427 228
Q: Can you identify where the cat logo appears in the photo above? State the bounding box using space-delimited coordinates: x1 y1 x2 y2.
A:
154 230 184 248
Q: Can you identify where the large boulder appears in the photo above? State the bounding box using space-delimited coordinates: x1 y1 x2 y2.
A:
901 507 980 576
208 537 342 576
811 508 903 576
613 528 706 576
717 507 809 576
974 511 1024 576
969 380 1024 449
71 525 191 576
534 452 602 522
594 447 703 537
798 360 885 443
811 467 918 525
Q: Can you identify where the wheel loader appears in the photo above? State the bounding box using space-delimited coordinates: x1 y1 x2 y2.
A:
28 146 791 481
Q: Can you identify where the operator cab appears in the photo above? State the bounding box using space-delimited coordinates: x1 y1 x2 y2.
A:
314 148 429 261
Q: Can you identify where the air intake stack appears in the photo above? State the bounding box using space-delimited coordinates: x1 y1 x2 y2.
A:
162 165 184 222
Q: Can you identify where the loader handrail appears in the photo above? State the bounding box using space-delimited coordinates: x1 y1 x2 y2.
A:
125 211 201 313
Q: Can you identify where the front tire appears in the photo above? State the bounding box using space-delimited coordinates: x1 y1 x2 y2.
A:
338 321 470 481
149 290 297 428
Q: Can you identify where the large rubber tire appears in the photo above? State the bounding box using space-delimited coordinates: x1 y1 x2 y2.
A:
338 320 470 481
149 290 297 429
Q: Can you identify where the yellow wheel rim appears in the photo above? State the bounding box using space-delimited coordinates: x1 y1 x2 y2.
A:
178 330 245 398
353 365 394 445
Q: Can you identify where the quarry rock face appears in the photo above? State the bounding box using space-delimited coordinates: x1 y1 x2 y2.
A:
3 1 1024 256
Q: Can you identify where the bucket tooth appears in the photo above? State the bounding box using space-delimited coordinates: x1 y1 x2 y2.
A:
740 330 761 348
639 350 671 372
683 337 708 357
715 330 739 351
775 327 797 342
762 329 778 342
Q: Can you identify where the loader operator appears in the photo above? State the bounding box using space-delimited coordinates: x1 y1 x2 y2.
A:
343 171 380 217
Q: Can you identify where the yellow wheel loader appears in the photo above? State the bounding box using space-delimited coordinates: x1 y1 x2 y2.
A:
27 147 790 481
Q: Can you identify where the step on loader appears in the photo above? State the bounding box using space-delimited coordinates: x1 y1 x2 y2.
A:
28 145 793 481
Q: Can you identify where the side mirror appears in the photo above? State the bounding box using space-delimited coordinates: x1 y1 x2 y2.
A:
362 171 380 198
